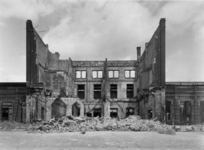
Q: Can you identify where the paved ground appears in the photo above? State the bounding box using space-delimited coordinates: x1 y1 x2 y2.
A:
0 131 203 150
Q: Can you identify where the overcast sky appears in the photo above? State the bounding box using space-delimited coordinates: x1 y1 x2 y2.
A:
0 0 204 82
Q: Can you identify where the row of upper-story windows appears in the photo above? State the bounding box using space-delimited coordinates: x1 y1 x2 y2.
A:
76 70 135 79
77 84 134 99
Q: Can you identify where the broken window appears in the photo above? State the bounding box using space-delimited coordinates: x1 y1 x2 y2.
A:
184 101 191 123
125 70 135 78
60 82 66 97
41 107 45 120
72 102 80 117
77 84 85 99
76 71 86 78
110 84 117 99
108 71 119 78
93 108 101 117
127 84 134 98
92 71 103 78
86 112 92 117
126 107 134 117
110 108 118 118
94 84 101 99
148 109 153 119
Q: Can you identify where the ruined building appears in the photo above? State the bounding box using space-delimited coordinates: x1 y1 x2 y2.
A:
0 18 204 125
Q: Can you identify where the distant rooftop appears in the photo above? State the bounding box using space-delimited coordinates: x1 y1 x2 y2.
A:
166 82 204 86
72 60 137 67
0 82 26 87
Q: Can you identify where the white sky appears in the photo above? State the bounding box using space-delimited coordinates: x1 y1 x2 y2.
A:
0 0 204 82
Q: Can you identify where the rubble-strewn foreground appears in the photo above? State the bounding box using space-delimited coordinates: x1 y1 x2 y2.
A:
1 115 204 135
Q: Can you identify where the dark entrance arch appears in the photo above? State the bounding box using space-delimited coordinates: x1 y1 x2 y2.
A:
51 98 66 118
72 101 80 117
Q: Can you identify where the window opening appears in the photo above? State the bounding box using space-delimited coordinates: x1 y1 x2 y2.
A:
110 108 118 118
127 84 134 98
94 84 101 99
110 84 117 99
77 84 85 99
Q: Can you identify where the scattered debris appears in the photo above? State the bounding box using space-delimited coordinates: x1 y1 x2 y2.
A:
80 126 87 134
1 115 204 135
25 115 175 134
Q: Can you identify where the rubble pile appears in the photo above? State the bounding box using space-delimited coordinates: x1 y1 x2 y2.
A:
0 121 29 130
26 115 175 134
1 115 204 134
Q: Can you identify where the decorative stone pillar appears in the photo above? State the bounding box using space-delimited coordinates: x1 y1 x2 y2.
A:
79 102 84 117
161 88 165 122
26 95 31 123
66 104 72 116
22 105 26 123
104 101 110 118
45 98 55 121
154 91 161 120
171 98 175 125
61 98 85 117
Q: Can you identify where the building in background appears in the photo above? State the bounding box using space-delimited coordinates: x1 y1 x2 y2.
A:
0 83 26 122
25 19 139 122
0 18 204 125
165 82 204 125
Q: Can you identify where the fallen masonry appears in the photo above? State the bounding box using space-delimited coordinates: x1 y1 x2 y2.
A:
24 115 176 135
1 115 204 134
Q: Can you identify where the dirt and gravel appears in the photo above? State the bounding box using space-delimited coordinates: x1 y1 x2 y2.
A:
0 116 204 149
0 131 203 150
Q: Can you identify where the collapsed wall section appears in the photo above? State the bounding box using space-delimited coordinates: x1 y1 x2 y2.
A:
138 18 165 89
136 18 166 121
26 20 61 88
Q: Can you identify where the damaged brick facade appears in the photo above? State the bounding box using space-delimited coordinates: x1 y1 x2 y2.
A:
26 20 139 122
1 18 204 125
0 83 26 123
166 82 204 125
136 19 166 122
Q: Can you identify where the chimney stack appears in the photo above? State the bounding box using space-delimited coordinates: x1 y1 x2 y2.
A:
137 47 141 61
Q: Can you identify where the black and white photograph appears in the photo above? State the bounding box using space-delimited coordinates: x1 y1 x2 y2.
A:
0 0 204 149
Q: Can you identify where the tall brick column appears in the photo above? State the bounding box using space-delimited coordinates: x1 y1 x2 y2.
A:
104 101 110 118
0 101 2 121
26 96 31 123
45 98 55 121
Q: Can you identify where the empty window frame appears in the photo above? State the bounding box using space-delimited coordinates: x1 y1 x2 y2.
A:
108 71 119 78
76 71 86 78
92 71 103 78
110 84 117 99
41 107 45 120
86 112 92 117
126 84 134 98
94 84 101 99
110 108 118 118
148 109 153 119
126 107 134 117
60 82 66 97
93 108 101 117
125 70 135 78
77 84 85 99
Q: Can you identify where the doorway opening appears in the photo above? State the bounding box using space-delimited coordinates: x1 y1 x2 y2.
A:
72 102 81 117
51 98 66 118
